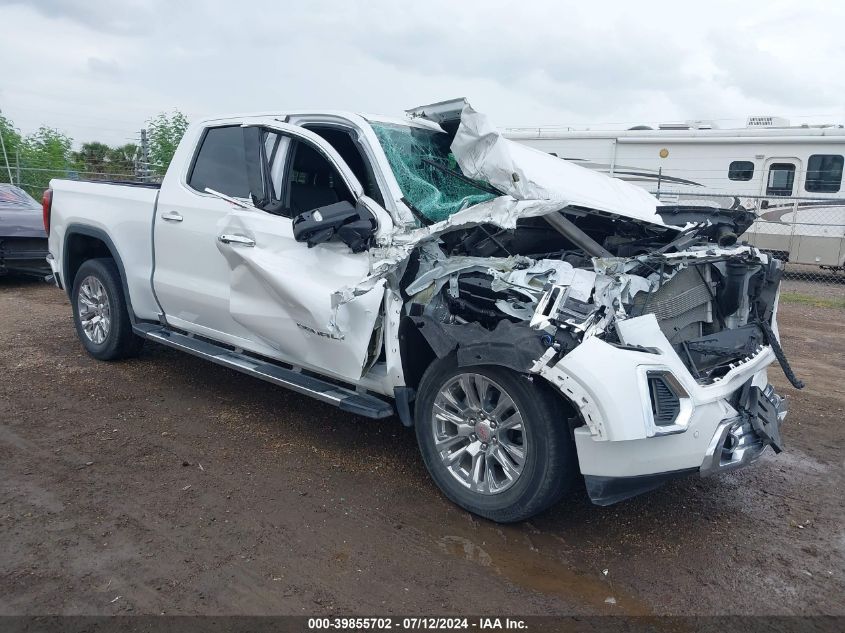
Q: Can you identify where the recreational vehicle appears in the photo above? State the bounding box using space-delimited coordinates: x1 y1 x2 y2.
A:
506 117 845 269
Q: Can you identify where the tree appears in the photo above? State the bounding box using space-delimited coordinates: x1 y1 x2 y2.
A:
146 110 188 176
107 143 139 178
73 141 111 178
19 126 74 195
0 109 187 195
71 141 137 180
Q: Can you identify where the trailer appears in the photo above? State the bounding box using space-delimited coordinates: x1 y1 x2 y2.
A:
506 117 845 269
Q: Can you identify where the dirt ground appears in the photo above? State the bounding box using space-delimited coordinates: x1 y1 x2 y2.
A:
1 277 843 617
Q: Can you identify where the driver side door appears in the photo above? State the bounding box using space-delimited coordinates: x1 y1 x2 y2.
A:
215 123 388 382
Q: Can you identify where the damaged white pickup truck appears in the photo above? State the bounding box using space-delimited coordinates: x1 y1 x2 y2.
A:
44 98 802 522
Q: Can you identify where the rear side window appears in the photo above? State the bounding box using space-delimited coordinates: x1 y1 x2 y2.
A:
805 154 843 193
766 163 795 196
728 160 754 181
188 126 250 198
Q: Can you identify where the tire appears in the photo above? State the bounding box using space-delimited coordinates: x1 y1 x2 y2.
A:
71 258 144 361
414 355 577 523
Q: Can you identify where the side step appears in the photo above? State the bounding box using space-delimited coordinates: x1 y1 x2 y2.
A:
136 325 394 419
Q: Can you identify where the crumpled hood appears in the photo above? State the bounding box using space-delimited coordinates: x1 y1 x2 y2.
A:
449 104 665 226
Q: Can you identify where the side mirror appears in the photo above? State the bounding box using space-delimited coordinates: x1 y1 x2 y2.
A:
292 201 377 252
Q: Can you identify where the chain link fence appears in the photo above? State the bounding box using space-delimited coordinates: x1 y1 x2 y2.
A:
0 128 161 199
7 165 152 194
652 190 845 299
742 195 844 292
4 143 843 301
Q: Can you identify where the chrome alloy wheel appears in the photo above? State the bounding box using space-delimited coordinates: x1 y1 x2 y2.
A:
77 275 111 344
431 373 527 495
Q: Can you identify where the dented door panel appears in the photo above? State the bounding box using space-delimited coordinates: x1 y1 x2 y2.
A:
216 208 384 381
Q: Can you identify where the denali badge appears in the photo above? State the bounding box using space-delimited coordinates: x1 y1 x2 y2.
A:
296 322 344 341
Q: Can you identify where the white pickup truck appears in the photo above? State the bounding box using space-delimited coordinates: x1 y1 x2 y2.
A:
44 99 800 522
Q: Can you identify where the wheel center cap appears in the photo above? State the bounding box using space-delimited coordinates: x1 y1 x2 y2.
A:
475 420 493 443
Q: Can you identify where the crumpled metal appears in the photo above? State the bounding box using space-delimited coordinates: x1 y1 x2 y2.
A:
451 104 664 225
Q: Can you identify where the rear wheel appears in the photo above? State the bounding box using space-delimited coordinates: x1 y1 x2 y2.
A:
71 258 144 361
415 356 577 523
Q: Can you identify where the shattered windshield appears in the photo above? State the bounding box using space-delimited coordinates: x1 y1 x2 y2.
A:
371 122 496 223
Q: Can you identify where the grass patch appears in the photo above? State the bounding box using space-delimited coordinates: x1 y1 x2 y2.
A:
780 292 845 309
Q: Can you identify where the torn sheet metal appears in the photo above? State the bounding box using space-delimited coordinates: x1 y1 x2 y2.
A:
397 194 568 242
489 259 598 309
404 254 534 296
332 196 567 307
530 345 608 439
405 98 468 125
451 104 665 226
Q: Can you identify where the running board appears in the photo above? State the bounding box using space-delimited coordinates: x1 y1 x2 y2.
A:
136 325 394 419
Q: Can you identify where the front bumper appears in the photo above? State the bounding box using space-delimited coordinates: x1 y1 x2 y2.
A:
583 384 787 505
530 313 789 505
700 384 787 475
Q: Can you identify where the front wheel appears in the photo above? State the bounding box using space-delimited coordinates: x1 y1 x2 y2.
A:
71 258 144 361
414 356 577 523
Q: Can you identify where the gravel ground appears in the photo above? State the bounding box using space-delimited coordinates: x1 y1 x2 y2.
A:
0 277 843 616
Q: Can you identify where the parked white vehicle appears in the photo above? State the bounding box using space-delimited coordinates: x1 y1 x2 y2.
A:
43 99 798 522
506 117 845 269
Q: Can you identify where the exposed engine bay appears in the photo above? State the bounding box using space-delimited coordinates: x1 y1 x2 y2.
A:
398 206 796 390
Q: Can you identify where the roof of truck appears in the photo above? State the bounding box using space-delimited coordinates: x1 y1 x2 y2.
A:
194 110 442 132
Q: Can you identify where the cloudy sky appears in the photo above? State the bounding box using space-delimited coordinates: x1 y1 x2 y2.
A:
1 0 843 147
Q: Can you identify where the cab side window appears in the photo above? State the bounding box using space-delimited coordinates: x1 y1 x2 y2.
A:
225 126 357 219
188 126 250 198
286 141 355 216
305 126 385 206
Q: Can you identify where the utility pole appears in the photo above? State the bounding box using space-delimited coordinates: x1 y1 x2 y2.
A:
138 128 150 182
15 149 20 186
0 119 12 183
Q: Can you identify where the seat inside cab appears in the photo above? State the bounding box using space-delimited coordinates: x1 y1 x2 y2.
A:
284 126 386 216
287 142 352 215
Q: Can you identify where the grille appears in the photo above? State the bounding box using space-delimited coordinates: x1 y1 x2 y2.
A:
648 374 681 426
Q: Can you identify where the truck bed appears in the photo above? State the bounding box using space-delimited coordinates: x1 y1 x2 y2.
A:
47 179 161 320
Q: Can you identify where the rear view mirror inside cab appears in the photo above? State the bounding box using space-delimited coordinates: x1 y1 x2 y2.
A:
292 200 376 252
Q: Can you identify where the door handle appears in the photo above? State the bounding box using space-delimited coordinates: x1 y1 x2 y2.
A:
218 234 256 247
160 211 183 222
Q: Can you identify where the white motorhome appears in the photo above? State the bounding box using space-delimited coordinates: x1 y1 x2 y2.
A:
506 117 845 269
